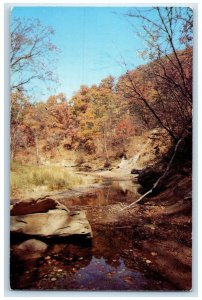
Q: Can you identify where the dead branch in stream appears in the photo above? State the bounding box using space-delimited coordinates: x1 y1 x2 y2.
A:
121 127 191 211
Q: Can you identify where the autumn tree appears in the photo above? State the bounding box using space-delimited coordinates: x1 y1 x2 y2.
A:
116 69 155 132
114 115 136 153
10 91 29 160
70 79 126 162
10 17 59 93
22 102 48 164
10 17 60 163
45 93 75 153
121 7 193 141
96 76 119 162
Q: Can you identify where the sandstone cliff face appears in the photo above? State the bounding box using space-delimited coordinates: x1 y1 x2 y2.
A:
118 129 172 172
131 129 172 169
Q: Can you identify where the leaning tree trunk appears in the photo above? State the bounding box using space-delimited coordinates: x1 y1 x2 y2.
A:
122 123 191 211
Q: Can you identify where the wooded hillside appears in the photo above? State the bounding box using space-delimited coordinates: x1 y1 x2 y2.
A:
10 7 193 168
10 47 192 166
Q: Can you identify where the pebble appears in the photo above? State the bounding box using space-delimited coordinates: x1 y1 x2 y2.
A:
51 277 57 281
151 252 157 256
45 256 51 260
67 257 73 261
57 269 63 272
146 260 152 264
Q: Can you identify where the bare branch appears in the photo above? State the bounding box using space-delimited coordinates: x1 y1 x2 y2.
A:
10 18 59 93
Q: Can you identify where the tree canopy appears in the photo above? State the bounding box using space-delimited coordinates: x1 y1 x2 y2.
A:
10 8 193 165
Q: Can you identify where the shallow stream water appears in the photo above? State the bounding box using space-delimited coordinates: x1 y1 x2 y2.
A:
10 179 180 291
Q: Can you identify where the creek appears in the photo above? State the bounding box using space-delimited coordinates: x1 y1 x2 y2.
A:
10 178 181 291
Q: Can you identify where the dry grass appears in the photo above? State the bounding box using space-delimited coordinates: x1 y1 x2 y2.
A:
10 162 93 198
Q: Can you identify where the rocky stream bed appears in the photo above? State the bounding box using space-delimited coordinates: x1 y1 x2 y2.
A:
10 172 192 291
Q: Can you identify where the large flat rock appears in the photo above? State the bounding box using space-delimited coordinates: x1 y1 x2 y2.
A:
10 198 92 239
10 197 69 215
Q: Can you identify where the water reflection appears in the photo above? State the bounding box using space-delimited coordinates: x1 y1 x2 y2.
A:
10 225 174 290
112 180 139 194
61 180 140 208
10 180 176 290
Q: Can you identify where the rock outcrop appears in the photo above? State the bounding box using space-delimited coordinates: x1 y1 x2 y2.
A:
119 129 172 172
133 129 172 169
136 167 163 193
10 198 93 239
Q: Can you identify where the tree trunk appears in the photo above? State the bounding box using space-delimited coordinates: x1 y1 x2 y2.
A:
35 135 40 165
121 133 186 211
10 131 17 162
103 127 109 163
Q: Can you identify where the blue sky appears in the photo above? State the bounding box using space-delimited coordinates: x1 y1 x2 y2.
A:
11 6 147 101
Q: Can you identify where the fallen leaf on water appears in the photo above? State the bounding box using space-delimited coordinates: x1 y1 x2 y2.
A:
123 276 134 284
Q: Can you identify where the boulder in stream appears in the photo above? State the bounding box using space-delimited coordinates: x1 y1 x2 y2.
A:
10 198 93 239
13 239 48 259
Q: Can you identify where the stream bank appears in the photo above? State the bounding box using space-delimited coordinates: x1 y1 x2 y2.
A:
10 167 192 291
